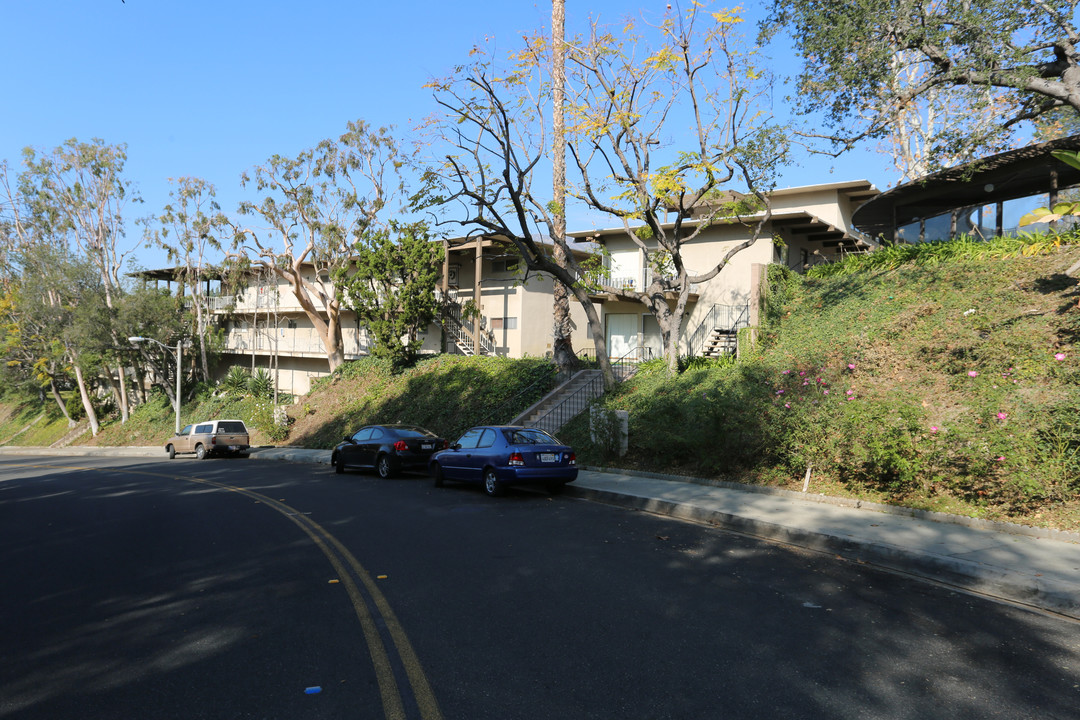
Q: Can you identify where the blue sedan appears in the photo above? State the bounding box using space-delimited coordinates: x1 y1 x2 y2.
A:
429 426 578 497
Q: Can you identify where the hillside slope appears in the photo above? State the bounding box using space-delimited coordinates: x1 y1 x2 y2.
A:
561 242 1080 530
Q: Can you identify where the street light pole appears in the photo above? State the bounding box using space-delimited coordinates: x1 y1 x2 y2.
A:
129 336 182 435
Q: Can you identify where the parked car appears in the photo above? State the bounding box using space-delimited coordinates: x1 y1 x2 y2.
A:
332 424 448 478
166 419 250 459
429 425 577 497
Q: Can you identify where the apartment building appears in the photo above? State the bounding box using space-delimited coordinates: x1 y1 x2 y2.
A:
569 180 878 359
135 180 876 395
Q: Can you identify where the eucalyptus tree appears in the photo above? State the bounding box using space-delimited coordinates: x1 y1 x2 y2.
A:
13 138 141 421
145 176 228 381
762 0 1080 166
231 120 406 373
426 3 788 378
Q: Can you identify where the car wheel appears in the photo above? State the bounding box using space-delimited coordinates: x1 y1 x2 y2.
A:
432 463 444 488
335 455 344 474
547 482 566 496
376 454 394 479
195 444 206 460
166 444 175 460
483 468 504 497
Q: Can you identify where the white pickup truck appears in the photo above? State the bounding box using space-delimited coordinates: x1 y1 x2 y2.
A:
165 419 250 459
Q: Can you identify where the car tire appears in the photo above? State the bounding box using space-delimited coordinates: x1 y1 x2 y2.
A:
166 444 175 460
483 468 504 497
376 454 394 479
547 482 566 496
335 455 345 474
432 463 444 488
195 444 207 460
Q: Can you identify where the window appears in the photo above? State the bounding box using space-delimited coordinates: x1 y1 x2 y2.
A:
352 428 373 442
505 428 556 445
287 318 298 330
491 317 517 331
456 428 483 449
195 424 213 434
476 429 496 448
491 259 520 274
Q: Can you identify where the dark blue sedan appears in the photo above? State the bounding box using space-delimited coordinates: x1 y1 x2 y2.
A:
429 426 578 497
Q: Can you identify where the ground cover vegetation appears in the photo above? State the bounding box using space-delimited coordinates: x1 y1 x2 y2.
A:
561 231 1080 530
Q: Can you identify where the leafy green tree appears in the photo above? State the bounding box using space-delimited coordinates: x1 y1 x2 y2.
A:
231 120 408 373
762 0 1080 160
116 284 187 407
335 222 441 366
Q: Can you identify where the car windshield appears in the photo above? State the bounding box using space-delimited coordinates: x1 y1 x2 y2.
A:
504 428 557 445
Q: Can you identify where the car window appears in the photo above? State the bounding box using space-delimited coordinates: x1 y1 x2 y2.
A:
456 428 483 449
476 429 496 448
394 427 434 438
369 427 385 440
195 424 213 434
180 425 193 436
217 421 247 434
504 428 557 445
352 428 373 442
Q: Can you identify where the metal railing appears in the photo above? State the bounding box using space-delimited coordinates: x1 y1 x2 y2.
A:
526 345 646 435
440 295 496 356
686 303 750 358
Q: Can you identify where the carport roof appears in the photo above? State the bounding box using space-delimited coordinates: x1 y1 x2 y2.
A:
852 135 1080 238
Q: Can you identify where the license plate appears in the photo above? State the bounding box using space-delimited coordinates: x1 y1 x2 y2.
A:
421 443 434 451
228 445 240 451
539 453 558 463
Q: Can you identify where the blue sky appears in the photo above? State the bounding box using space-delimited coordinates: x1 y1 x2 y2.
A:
2 1 890 270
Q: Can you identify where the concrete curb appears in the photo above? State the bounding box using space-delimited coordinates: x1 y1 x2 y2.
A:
564 484 1080 620
582 465 1080 545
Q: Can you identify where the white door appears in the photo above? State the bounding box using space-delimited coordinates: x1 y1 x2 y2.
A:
606 314 639 359
642 314 662 361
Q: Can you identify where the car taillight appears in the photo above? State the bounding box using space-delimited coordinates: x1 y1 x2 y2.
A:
509 452 525 466
393 440 408 452
567 452 576 466
210 436 217 446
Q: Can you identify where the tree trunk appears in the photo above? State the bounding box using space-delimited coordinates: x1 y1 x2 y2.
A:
550 0 576 372
72 364 100 436
118 365 129 422
48 377 75 427
570 285 616 389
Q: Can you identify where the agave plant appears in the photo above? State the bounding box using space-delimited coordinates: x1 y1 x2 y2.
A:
221 366 251 397
249 367 274 399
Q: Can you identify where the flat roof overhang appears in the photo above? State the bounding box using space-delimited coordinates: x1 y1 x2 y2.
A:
852 135 1080 238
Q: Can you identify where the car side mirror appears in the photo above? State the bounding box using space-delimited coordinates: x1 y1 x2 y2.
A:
343 435 352 443
452 443 462 450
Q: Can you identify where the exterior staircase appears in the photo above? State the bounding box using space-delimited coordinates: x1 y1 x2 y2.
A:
511 369 604 436
439 292 495 356
699 328 738 357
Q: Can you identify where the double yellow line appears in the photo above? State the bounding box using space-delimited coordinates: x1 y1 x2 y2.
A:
9 462 442 720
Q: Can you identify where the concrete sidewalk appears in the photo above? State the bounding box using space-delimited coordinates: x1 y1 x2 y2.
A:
4 445 1079 620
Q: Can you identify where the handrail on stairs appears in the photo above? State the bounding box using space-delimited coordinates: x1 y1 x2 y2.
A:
525 345 646 436
686 303 750 358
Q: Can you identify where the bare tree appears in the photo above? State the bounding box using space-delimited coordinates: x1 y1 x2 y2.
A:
425 4 789 378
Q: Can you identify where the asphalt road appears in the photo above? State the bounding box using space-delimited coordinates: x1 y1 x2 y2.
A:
2 456 1079 719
